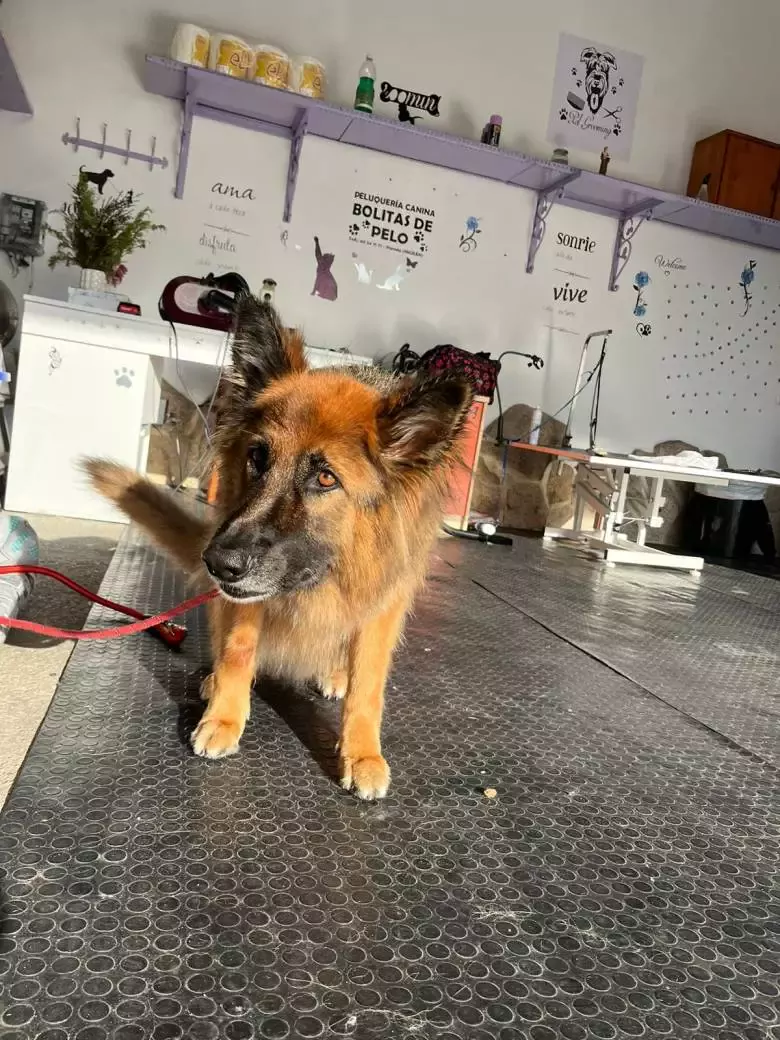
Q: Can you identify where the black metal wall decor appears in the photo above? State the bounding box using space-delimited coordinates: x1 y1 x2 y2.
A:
379 81 441 124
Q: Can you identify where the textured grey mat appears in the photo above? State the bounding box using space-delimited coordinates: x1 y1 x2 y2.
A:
437 536 780 766
0 528 778 1040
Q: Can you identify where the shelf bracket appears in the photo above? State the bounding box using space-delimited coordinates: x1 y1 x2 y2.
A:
175 71 201 199
283 110 309 223
609 199 661 291
526 171 581 274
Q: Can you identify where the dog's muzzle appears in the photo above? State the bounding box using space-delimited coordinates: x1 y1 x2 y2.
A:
202 527 330 601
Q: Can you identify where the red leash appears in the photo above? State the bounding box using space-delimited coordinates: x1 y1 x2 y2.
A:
0 564 219 644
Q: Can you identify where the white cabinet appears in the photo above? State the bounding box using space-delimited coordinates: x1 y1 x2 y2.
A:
5 335 158 522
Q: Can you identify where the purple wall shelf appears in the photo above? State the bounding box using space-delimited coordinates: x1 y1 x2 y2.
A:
0 32 32 116
144 56 780 291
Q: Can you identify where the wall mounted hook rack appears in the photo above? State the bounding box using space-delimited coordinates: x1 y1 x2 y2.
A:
61 119 168 171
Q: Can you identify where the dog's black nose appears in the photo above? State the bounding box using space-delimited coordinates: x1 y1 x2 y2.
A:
202 545 251 583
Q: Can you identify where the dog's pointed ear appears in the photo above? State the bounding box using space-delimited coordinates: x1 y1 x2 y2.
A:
580 46 598 63
377 375 473 469
230 295 306 398
603 52 617 70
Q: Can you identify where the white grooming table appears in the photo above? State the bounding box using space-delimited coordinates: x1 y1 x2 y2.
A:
510 443 780 572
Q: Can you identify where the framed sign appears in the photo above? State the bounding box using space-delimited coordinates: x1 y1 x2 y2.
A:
546 33 644 160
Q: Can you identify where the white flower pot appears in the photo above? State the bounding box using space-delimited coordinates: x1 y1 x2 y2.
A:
79 268 107 291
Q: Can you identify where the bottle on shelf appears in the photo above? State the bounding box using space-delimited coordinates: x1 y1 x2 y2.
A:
354 55 376 114
480 114 503 147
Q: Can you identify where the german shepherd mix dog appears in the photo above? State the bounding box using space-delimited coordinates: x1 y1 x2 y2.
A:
85 298 472 800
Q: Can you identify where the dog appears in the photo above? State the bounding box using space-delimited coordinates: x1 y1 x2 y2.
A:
78 166 115 194
84 297 472 800
580 47 617 114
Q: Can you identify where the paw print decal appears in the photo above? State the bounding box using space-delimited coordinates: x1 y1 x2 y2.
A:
362 220 371 230
570 66 577 76
619 77 625 87
349 223 360 237
559 107 569 121
115 367 134 388
413 231 425 244
613 124 622 136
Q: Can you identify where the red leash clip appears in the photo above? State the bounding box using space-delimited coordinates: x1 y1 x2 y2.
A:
148 619 189 650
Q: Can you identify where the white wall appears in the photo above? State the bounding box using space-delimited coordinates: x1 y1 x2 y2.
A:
1 1 780 467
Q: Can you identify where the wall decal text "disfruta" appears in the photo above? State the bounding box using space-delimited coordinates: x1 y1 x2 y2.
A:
379 82 441 117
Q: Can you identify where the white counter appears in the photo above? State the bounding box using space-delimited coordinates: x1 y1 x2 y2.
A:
5 296 371 523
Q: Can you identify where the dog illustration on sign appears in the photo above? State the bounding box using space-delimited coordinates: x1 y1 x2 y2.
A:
580 48 617 113
557 33 640 148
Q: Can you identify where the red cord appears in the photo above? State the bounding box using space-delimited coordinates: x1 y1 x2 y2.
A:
0 564 219 641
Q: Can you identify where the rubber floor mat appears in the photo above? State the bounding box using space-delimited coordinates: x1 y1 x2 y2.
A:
437 535 780 765
0 528 778 1039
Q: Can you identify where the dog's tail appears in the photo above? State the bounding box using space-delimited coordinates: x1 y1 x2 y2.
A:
83 459 212 575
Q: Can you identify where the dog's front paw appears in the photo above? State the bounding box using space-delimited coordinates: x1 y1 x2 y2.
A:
340 754 390 800
191 715 243 759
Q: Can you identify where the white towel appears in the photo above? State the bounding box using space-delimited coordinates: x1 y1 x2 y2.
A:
629 450 720 470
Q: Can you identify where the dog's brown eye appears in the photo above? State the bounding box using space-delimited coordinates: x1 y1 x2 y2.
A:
248 443 270 476
317 469 338 490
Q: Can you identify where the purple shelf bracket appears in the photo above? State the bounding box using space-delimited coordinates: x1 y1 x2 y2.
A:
609 199 661 291
175 71 201 199
283 109 309 223
526 171 581 274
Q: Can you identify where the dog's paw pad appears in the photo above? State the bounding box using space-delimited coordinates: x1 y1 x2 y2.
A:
341 755 390 800
191 717 242 759
320 671 348 700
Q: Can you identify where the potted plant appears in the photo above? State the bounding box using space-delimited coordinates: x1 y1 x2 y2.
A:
47 179 164 290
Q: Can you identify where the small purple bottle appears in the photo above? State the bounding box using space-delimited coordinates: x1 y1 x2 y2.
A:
481 114 502 147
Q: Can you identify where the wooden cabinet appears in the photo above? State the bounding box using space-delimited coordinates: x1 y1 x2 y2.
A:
687 130 780 217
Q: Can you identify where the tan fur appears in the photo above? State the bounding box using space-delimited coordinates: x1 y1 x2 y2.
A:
84 303 471 799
